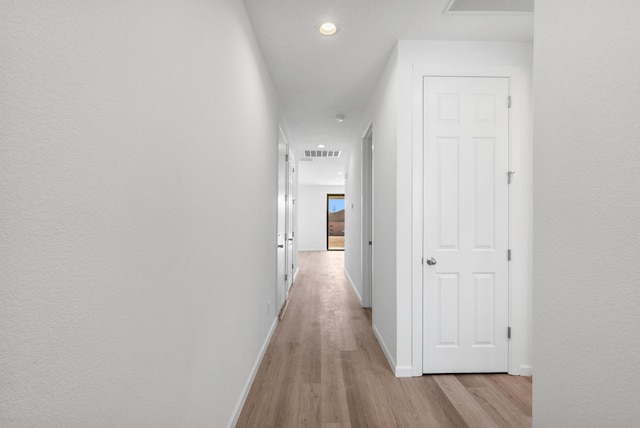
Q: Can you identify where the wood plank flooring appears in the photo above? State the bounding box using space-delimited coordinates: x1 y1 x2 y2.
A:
236 251 532 427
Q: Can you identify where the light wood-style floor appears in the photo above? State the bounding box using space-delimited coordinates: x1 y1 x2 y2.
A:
237 251 532 427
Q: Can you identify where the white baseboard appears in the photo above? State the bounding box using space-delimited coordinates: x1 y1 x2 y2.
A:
373 324 403 377
292 266 299 284
395 365 414 377
519 364 533 377
372 325 413 377
227 317 278 428
344 268 363 306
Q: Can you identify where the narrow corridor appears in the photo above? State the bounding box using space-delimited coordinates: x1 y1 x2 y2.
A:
237 251 532 427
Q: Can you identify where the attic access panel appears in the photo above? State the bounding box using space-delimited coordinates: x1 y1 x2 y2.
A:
446 0 533 13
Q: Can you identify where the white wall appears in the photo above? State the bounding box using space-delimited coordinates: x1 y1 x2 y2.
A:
371 49 401 372
533 3 640 426
0 1 280 427
297 184 345 251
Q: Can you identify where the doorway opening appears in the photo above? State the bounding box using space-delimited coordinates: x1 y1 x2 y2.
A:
327 194 345 251
362 124 373 308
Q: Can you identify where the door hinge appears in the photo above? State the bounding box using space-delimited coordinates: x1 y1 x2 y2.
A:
285 273 288 281
285 154 289 162
508 170 515 184
507 96 512 108
508 249 512 261
508 326 512 339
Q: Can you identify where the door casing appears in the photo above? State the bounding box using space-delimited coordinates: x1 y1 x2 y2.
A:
410 65 533 377
276 129 287 317
285 151 295 295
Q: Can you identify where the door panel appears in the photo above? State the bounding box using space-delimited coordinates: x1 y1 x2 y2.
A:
437 137 460 249
423 76 509 373
473 273 495 346
474 137 496 249
437 273 459 347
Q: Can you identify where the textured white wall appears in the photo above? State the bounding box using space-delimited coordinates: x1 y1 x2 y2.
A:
0 1 280 427
297 185 345 251
533 2 640 426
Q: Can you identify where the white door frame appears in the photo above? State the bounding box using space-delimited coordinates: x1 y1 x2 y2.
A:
410 65 533 376
285 149 295 295
361 123 374 308
276 127 290 317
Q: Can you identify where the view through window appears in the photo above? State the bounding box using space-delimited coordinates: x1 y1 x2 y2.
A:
327 194 345 251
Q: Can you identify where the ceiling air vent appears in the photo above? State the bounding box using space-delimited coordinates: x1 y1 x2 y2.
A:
304 150 341 158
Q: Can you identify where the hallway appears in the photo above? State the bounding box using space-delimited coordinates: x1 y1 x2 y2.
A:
237 251 532 427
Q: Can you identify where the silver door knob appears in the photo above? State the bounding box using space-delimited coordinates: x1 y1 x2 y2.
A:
278 244 284 248
426 257 437 266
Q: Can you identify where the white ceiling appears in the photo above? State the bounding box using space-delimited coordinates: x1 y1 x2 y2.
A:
243 0 533 185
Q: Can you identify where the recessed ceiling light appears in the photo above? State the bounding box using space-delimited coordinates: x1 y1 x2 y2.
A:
319 22 337 36
318 144 326 148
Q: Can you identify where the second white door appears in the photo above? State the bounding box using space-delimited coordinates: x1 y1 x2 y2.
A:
423 76 510 373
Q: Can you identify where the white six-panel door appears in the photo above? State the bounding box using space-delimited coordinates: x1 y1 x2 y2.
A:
423 76 510 373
